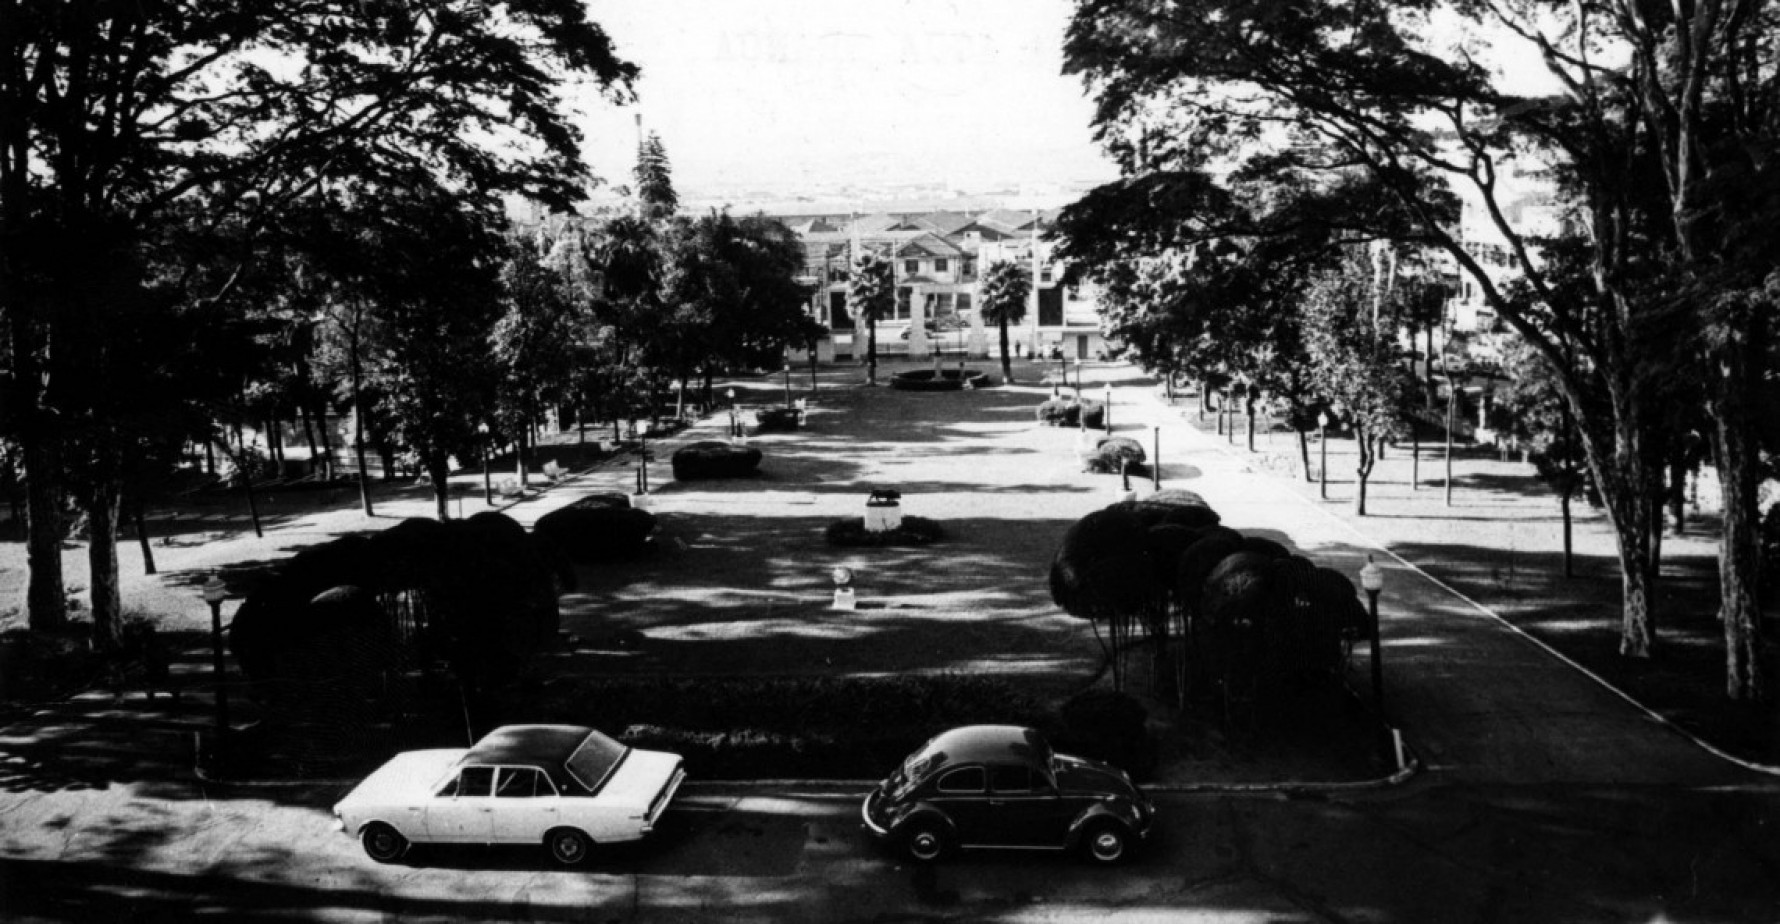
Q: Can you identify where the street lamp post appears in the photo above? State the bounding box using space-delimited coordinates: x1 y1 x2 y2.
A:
1102 382 1112 433
478 423 492 505
783 363 792 408
1318 411 1330 500
1359 555 1385 715
727 388 738 439
201 577 231 766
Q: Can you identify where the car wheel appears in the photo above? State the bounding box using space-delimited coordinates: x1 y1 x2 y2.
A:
546 828 592 866
361 823 409 864
1082 821 1130 865
901 818 950 864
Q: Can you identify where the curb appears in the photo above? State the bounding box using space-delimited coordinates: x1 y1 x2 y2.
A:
1151 386 1780 780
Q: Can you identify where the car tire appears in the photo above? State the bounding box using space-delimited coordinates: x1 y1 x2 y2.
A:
900 818 950 865
361 822 409 864
546 827 593 866
1081 821 1131 865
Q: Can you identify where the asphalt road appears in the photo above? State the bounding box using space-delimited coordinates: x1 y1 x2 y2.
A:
2 778 1777 922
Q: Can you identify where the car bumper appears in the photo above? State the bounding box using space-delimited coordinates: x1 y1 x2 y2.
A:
860 788 891 837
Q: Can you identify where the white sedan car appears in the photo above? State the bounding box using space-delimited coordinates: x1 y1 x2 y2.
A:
333 724 686 865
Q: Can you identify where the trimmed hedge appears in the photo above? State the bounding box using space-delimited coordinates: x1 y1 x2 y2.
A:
755 407 801 433
889 368 991 391
506 673 1071 780
1082 435 1148 475
534 501 657 562
825 515 946 547
1034 398 1105 428
672 440 764 481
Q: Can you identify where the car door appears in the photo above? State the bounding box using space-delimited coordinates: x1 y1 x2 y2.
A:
987 764 1071 847
425 766 495 843
491 766 560 843
928 766 990 845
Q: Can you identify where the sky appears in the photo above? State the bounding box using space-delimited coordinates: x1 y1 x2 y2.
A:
573 0 1119 201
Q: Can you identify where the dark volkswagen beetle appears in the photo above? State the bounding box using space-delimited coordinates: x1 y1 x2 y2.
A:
861 725 1155 864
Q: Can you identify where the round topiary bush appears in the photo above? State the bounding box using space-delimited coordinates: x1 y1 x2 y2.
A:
1036 398 1078 426
672 440 764 481
825 515 946 546
1082 436 1148 475
1034 398 1105 428
534 502 658 562
755 407 801 433
889 368 991 391
1054 688 1157 781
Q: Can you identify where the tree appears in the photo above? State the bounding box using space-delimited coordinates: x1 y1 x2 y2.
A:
849 251 895 386
493 236 583 489
1493 335 1594 578
1 1 636 636
1300 250 1417 516
979 261 1031 384
1060 0 1769 679
635 132 679 220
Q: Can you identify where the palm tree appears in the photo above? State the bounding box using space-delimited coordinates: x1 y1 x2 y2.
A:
979 260 1031 384
848 250 894 385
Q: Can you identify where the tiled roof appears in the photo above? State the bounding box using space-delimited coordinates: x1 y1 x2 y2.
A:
977 208 1039 232
896 232 966 258
909 211 979 236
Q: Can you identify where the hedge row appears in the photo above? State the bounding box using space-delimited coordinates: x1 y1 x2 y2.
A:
505 674 1155 780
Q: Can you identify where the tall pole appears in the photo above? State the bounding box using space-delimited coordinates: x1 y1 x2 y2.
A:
783 363 792 407
1152 426 1161 490
1319 420 1329 500
1367 586 1384 714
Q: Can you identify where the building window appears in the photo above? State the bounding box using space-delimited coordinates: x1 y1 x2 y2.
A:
904 259 919 275
896 287 911 320
956 292 972 312
963 259 976 277
934 258 948 273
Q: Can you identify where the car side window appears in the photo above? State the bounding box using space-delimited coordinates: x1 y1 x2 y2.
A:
935 766 985 794
989 765 1042 794
496 767 542 798
442 766 494 798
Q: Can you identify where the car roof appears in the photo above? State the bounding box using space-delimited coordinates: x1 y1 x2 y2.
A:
463 725 592 769
922 725 1052 768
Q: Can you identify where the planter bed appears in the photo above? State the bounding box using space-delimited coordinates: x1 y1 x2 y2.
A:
501 673 1062 780
889 369 991 391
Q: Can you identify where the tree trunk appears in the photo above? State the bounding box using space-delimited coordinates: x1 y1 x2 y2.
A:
134 497 157 576
1667 455 1688 536
1708 345 1765 701
516 422 530 488
313 397 335 479
1560 487 1574 579
297 403 320 475
1244 391 1256 452
86 479 124 652
1297 429 1313 483
430 452 453 521
1197 380 1209 419
1353 429 1375 517
998 319 1013 384
867 317 879 385
349 332 374 516
23 435 68 632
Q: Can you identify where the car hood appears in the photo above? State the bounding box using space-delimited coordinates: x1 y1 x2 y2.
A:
1052 752 1139 799
335 749 465 809
596 748 681 809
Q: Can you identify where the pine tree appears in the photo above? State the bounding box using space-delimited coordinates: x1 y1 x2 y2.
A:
634 132 678 219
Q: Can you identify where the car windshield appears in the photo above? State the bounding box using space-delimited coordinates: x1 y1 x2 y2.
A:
564 728 629 793
885 741 950 800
